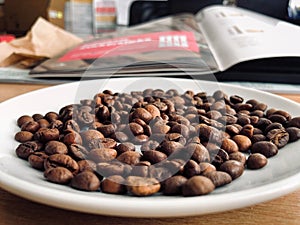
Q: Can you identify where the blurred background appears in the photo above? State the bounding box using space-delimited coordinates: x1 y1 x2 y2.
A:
0 0 299 38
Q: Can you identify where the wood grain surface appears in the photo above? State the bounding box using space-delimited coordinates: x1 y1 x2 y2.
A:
0 83 300 225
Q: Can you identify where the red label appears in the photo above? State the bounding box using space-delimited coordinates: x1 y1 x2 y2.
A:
59 31 199 62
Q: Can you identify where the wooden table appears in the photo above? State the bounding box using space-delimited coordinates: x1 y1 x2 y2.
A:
0 83 300 225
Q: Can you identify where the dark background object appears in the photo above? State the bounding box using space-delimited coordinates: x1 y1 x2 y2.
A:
129 0 293 26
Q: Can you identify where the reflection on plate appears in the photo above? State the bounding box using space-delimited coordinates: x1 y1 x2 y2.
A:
0 77 300 218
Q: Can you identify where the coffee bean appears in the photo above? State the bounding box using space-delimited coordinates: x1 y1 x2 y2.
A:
14 131 33 143
71 171 100 191
126 176 160 196
63 131 82 146
88 148 117 163
247 153 268 169
251 134 266 143
163 175 187 195
266 128 289 148
15 141 43 159
97 161 131 177
44 154 79 174
203 171 232 187
44 167 74 184
286 127 300 142
221 138 239 154
116 142 136 155
34 128 60 143
101 175 127 194
182 176 215 196
251 141 278 158
45 141 68 155
229 152 247 165
199 162 216 174
142 150 167 164
219 160 244 180
28 152 48 170
183 160 201 178
68 144 89 160
77 159 97 173
21 121 40 133
232 135 252 152
287 117 300 128
17 115 34 127
117 151 141 165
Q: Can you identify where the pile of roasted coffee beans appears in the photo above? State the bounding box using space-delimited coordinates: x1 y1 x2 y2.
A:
15 89 300 197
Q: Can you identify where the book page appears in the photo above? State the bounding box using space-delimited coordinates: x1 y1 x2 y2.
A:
196 5 300 71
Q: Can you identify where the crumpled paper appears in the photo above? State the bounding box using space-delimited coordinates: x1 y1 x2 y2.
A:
0 17 83 68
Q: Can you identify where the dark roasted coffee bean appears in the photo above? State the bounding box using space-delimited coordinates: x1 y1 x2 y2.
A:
15 141 43 159
199 162 216 174
266 128 289 148
101 175 127 194
88 148 117 163
253 102 267 111
64 119 80 133
77 159 97 173
240 124 254 138
287 116 300 128
130 161 150 177
36 118 50 128
97 124 115 137
251 141 278 158
286 127 300 142
264 122 284 134
17 115 34 127
126 176 160 196
45 141 68 155
250 110 264 118
158 140 184 156
142 150 167 164
68 144 89 160
247 153 268 170
221 138 239 154
183 160 201 178
219 160 244 180
211 149 229 168
116 142 136 155
230 95 243 104
97 161 131 177
44 112 59 122
71 171 100 191
268 114 287 124
34 128 60 143
251 134 267 143
81 130 104 147
229 152 247 165
185 143 210 163
203 171 232 187
44 154 79 174
21 121 40 133
182 176 215 196
14 131 33 143
28 152 48 170
117 151 141 165
163 175 187 195
44 167 73 184
232 135 252 152
256 118 272 131
63 131 82 146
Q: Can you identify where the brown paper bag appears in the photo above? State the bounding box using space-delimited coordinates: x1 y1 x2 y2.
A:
0 17 83 67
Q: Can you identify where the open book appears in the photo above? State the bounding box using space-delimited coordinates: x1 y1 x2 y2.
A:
30 5 300 83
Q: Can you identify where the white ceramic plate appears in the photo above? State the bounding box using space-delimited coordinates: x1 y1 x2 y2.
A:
1 77 300 218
